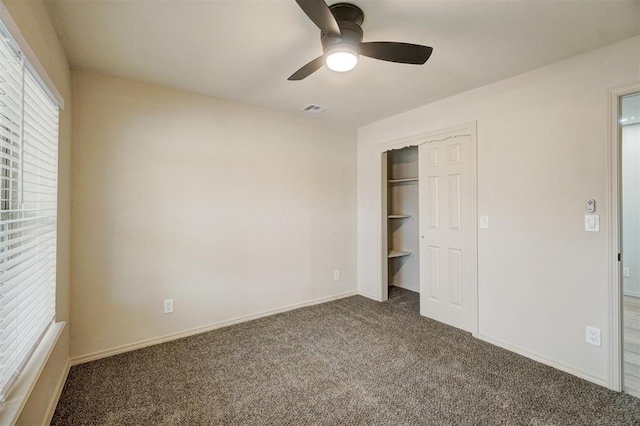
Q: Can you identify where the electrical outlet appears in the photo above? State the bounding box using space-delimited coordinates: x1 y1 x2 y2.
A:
333 270 340 281
624 267 630 278
164 299 174 314
585 326 601 346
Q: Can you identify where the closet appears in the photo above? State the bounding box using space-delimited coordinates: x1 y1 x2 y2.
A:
380 124 477 333
382 146 420 293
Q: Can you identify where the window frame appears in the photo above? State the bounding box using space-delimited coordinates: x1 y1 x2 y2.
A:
0 16 61 403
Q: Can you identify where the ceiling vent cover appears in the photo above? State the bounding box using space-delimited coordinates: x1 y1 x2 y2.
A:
301 104 328 114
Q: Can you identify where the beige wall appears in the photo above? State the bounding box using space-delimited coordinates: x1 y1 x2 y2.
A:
1 0 72 424
70 71 357 360
358 36 640 386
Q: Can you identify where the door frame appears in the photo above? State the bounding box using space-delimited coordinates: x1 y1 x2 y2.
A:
377 121 478 336
608 82 640 391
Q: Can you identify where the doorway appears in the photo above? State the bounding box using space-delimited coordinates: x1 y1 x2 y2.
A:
621 92 640 397
384 146 420 297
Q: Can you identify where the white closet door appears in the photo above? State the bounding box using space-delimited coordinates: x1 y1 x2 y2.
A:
419 135 475 332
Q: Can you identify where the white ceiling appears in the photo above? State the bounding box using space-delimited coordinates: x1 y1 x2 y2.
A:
45 0 640 127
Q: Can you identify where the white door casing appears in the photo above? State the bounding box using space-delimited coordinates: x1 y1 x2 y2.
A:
419 132 476 332
608 82 640 392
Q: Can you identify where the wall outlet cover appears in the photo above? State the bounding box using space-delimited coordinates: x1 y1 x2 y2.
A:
164 299 174 314
333 270 340 281
585 326 601 346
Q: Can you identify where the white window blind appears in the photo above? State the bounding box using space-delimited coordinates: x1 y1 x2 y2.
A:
0 20 58 401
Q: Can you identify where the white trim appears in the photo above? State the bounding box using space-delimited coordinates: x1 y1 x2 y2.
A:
380 151 388 302
0 322 65 426
389 282 420 293
375 121 479 336
42 360 70 425
608 82 640 392
376 122 477 153
358 290 382 301
71 291 358 366
0 0 64 108
477 333 608 388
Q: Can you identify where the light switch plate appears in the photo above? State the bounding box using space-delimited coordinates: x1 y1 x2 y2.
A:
624 267 630 278
584 214 599 232
479 216 489 229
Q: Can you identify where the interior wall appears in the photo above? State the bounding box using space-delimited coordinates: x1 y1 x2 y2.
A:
358 36 640 386
623 123 640 297
1 0 72 424
70 71 357 360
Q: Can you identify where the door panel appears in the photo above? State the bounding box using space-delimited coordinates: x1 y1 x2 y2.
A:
419 135 474 332
427 245 440 300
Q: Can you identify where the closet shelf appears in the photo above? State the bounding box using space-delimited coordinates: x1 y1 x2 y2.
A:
388 177 419 184
388 214 412 219
388 250 413 259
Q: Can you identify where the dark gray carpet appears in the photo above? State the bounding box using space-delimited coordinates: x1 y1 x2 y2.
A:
52 288 640 425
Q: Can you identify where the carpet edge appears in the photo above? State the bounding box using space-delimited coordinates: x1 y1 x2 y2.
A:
69 290 358 366
477 332 609 388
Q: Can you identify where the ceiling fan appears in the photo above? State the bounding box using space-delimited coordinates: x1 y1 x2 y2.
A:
289 0 433 81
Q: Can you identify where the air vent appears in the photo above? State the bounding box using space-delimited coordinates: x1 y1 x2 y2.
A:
301 104 328 114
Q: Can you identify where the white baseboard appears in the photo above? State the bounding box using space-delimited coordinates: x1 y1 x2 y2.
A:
476 333 608 388
624 289 640 298
357 289 381 301
71 290 358 366
390 282 419 293
43 359 70 424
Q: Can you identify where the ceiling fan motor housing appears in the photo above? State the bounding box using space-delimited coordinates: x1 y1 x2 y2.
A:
321 3 364 53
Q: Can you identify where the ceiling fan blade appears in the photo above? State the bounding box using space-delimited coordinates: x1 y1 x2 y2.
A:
288 56 325 81
359 42 433 65
295 0 341 38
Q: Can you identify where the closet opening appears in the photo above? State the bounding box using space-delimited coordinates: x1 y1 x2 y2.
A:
378 122 478 334
382 146 420 304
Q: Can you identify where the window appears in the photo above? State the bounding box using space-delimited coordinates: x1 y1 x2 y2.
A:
0 20 59 400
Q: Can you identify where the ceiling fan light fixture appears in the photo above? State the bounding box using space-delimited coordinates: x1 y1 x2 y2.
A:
288 1 432 81
325 44 359 72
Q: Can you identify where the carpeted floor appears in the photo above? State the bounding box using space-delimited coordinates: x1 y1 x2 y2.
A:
52 288 640 425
